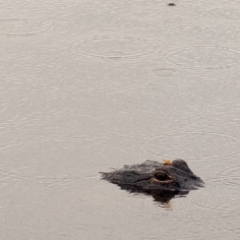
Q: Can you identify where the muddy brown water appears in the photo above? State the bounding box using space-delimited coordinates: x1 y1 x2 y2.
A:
1 0 240 239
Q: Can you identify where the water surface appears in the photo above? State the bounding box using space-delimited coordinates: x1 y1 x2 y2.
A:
1 0 240 239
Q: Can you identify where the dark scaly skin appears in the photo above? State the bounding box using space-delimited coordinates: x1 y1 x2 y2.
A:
101 159 204 203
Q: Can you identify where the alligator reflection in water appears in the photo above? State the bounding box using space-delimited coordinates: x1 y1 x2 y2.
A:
101 159 204 204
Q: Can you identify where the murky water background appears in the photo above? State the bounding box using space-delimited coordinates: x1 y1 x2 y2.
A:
1 0 240 239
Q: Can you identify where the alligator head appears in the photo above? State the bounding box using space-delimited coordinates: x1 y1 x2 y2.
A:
101 159 204 203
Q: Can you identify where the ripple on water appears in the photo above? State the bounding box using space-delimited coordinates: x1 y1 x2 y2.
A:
218 166 240 190
204 7 240 20
169 179 240 220
0 19 53 35
146 131 240 161
72 35 158 62
191 180 240 219
151 68 177 78
163 46 240 69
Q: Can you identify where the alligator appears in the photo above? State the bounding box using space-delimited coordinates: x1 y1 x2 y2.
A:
101 159 204 203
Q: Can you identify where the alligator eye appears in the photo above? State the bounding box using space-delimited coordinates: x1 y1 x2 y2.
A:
154 172 171 181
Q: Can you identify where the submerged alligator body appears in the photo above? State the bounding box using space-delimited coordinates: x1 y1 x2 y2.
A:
101 159 204 203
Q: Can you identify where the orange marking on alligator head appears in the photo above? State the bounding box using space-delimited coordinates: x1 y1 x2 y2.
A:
163 159 172 165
